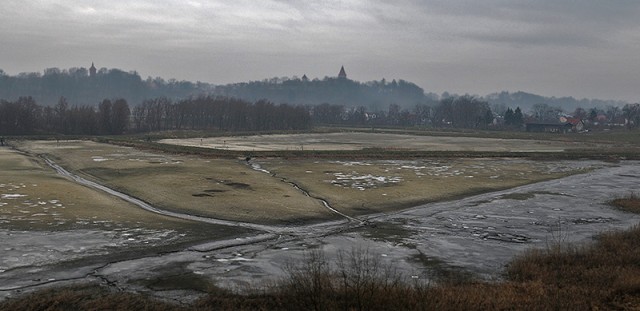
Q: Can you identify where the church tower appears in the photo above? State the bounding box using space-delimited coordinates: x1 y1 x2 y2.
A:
89 62 97 78
338 66 347 79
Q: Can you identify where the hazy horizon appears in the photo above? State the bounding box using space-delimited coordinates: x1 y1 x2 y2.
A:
2 1 639 102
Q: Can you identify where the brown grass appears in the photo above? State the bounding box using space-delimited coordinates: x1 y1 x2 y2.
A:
260 158 588 215
611 193 640 214
0 146 229 234
0 285 183 311
13 140 333 224
14 140 593 222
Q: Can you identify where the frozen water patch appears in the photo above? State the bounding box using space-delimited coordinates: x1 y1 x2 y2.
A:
332 161 373 166
1 194 27 199
0 228 182 271
249 163 271 174
330 172 403 190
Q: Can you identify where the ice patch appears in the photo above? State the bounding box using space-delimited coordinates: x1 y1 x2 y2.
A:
92 156 108 162
330 172 403 190
1 194 27 199
250 163 271 174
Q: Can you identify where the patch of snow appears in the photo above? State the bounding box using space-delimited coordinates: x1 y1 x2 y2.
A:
1 194 27 199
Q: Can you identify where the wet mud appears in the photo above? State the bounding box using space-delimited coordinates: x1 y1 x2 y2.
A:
2 161 640 303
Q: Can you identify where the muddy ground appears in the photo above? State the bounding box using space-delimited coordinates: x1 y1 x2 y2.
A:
1 157 638 303
160 132 591 152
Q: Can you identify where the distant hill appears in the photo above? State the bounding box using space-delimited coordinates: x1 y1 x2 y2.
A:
212 76 439 110
0 66 438 109
484 91 629 112
0 67 213 106
0 66 631 111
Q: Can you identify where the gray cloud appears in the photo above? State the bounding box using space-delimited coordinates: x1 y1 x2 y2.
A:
1 0 639 101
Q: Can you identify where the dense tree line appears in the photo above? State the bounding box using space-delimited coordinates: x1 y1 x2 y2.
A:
310 96 495 129
432 96 493 128
1 95 311 136
623 103 640 128
503 107 524 128
132 96 310 132
0 97 130 135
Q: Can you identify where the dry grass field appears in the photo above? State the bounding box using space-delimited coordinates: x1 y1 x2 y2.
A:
15 140 334 225
0 146 213 232
13 139 598 223
258 158 592 215
0 146 245 272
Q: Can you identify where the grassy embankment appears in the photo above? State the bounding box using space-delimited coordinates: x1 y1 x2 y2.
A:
13 140 333 225
3 195 640 310
14 140 590 221
0 146 253 271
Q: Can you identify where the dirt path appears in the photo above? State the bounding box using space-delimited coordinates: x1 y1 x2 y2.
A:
43 156 288 234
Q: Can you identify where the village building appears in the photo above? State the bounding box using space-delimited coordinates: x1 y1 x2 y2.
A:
565 117 585 132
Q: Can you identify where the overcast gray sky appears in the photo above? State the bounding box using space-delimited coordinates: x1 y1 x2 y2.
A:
1 0 639 101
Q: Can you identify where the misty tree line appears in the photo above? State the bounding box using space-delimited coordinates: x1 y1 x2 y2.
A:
132 96 309 132
0 67 208 108
1 95 493 136
3 93 640 136
0 96 311 136
313 98 640 129
0 67 434 110
0 97 130 135
217 75 436 109
311 96 501 129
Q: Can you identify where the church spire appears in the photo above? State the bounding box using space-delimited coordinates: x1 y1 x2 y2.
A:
89 62 97 77
338 66 347 79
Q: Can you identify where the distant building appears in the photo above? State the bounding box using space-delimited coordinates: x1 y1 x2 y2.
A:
525 122 573 133
301 74 309 82
565 118 585 132
338 66 347 79
89 62 97 77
